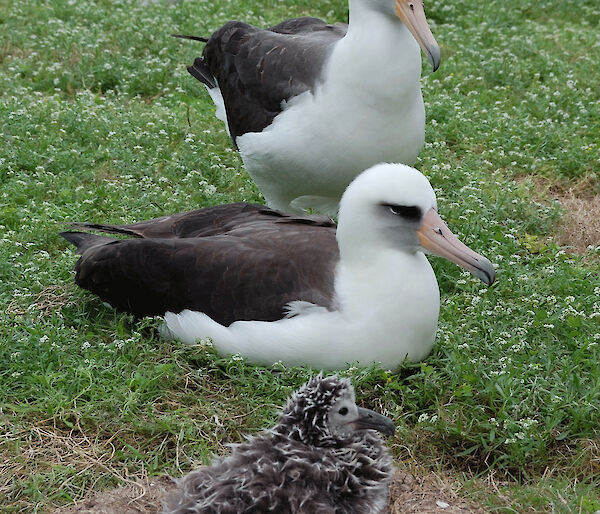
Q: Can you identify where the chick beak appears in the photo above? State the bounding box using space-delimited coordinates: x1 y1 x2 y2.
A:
417 208 496 286
352 407 396 436
395 0 441 71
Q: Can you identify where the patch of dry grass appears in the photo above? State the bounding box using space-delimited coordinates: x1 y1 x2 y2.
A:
519 175 600 256
54 476 175 514
556 193 600 255
388 468 486 513
0 416 145 510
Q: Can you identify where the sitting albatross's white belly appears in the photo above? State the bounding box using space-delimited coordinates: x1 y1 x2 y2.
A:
174 0 441 214
60 164 494 370
164 164 495 369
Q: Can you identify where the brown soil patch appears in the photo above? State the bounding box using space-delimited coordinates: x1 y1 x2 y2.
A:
53 476 176 514
52 469 485 514
555 193 600 254
388 470 485 513
521 175 600 255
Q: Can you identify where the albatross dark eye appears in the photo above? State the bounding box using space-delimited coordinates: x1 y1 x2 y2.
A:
339 407 349 416
383 204 422 221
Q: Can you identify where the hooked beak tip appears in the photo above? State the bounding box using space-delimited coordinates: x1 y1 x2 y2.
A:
427 45 441 72
478 260 496 286
417 208 496 286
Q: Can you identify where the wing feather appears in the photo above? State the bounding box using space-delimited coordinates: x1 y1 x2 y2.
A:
186 17 347 143
61 205 338 323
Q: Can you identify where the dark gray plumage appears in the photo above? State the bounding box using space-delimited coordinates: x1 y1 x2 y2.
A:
59 203 338 324
175 17 347 147
163 375 395 514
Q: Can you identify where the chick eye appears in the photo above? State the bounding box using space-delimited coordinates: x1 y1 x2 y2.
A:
383 204 422 221
338 407 349 416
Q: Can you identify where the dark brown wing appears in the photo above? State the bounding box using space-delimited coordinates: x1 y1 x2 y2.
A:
184 17 347 146
68 203 335 239
60 205 339 324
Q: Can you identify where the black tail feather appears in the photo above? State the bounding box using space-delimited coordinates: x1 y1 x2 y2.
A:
59 232 117 255
66 222 143 238
171 33 209 43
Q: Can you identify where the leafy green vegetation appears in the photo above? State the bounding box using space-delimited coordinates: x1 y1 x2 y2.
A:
1 0 599 511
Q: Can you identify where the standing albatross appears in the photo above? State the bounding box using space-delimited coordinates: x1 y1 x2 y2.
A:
61 163 494 369
175 0 441 213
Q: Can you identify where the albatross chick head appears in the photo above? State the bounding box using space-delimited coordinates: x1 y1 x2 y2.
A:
274 374 395 447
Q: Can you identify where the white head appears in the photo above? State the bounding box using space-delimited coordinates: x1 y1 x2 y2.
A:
337 163 495 286
355 0 441 70
338 163 435 252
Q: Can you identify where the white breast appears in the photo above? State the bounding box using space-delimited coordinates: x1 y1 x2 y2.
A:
165 250 440 369
237 19 424 213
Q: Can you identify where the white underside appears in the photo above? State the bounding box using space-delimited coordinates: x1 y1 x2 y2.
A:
233 18 425 214
165 251 439 370
206 84 230 136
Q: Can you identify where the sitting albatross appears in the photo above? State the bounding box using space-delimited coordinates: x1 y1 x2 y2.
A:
174 0 440 213
163 374 395 514
61 163 495 369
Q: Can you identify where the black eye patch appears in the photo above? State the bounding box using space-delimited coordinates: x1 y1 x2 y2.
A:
382 204 422 221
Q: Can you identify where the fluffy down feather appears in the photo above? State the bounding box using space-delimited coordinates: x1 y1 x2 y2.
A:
163 375 394 513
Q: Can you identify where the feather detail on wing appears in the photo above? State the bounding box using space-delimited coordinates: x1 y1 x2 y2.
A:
181 18 347 144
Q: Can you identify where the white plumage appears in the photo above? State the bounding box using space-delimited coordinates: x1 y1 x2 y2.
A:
178 0 441 214
237 14 426 214
165 163 495 369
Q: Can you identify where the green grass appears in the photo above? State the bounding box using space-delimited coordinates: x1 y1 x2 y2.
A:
1 0 599 511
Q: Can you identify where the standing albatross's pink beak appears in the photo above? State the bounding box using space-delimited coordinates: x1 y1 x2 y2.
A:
395 0 441 71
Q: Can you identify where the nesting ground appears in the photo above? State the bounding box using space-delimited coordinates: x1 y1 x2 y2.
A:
1 0 599 512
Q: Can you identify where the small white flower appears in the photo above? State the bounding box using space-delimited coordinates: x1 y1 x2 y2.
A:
417 413 430 423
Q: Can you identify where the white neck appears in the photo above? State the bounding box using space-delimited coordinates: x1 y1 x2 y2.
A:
334 248 437 314
347 0 400 34
342 3 421 86
317 5 422 111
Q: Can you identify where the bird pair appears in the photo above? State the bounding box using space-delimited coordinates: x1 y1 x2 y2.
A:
62 0 495 369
